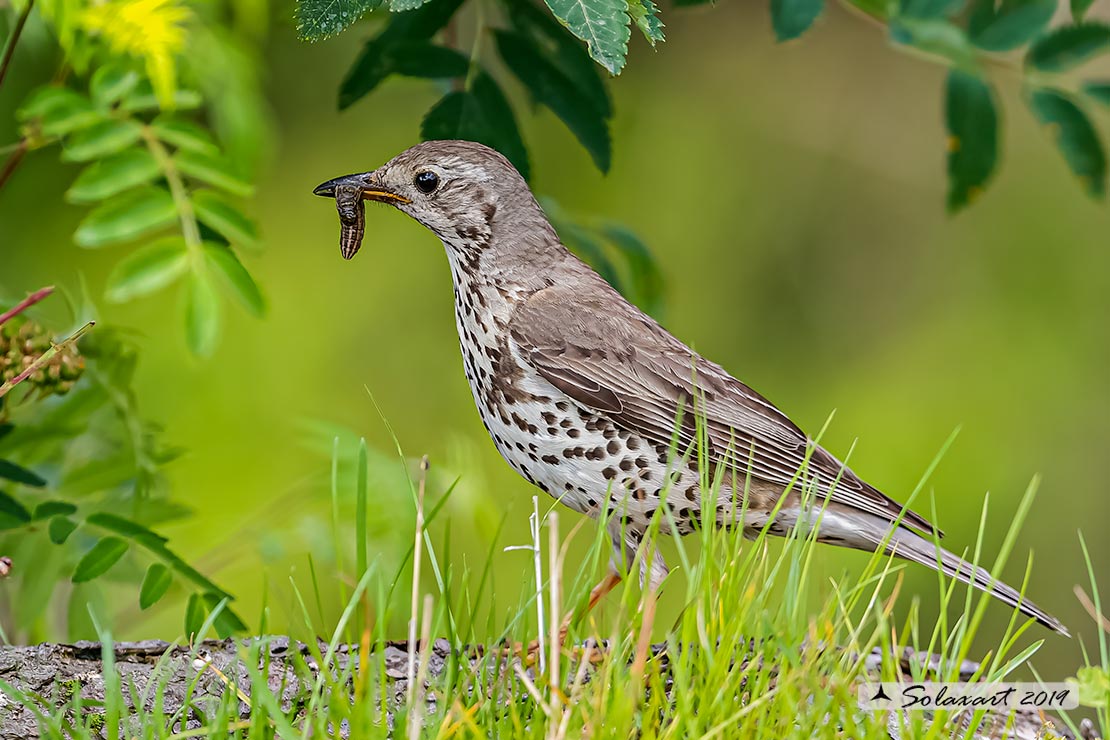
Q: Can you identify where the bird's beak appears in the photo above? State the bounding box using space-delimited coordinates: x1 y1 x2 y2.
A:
312 173 411 205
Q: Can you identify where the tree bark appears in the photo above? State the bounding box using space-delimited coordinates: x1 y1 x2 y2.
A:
0 638 1098 739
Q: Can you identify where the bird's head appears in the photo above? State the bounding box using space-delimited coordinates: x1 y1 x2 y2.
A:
314 140 541 261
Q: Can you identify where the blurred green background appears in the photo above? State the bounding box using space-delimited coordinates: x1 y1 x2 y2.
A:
3 0 1108 680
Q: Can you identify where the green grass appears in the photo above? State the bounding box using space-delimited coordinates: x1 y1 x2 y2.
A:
1 427 1106 739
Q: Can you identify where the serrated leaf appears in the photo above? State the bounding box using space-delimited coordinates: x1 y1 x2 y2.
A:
771 0 824 41
507 0 611 119
495 31 610 172
72 536 129 582
33 501 77 519
890 17 977 67
184 592 207 638
150 117 220 155
62 120 144 162
139 563 173 609
202 593 248 637
121 80 202 113
627 0 665 44
74 187 177 248
968 0 1054 51
1028 88 1106 197
0 490 31 529
899 0 964 17
0 459 47 487
193 191 259 248
175 151 253 197
48 516 78 544
105 237 190 302
1027 23 1110 72
67 149 161 204
90 64 140 108
420 73 531 179
338 0 466 109
542 0 631 75
185 270 221 357
945 70 998 211
203 243 265 317
296 0 382 41
390 0 429 10
1072 0 1096 22
1083 81 1110 106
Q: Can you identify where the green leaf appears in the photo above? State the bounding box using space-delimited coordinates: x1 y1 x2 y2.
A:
17 86 87 121
945 70 998 211
72 536 129 582
90 63 140 108
628 0 665 44
203 242 265 317
1075 666 1110 708
85 512 169 547
32 501 77 519
150 117 220 155
890 17 977 67
1072 0 1096 22
0 459 47 487
105 236 190 302
66 149 161 204
139 563 173 609
421 74 531 180
390 0 430 10
0 490 31 529
184 592 207 638
185 270 221 357
495 31 610 172
968 0 1054 51
193 191 259 248
296 0 382 41
771 0 824 41
74 187 177 248
174 151 253 197
62 120 144 162
338 0 466 109
1083 81 1110 106
542 0 631 75
202 593 248 637
1028 88 1107 197
898 0 964 17
599 223 664 316
506 0 611 119
845 0 892 17
386 42 469 78
48 516 78 544
1027 23 1110 72
121 80 202 113
39 97 103 138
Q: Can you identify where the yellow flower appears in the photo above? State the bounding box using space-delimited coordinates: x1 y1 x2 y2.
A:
81 0 191 108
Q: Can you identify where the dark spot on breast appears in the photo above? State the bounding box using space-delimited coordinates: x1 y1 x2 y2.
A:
541 454 559 464
602 467 617 480
606 440 621 455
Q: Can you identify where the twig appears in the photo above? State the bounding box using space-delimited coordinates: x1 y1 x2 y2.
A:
0 320 94 399
0 0 33 89
0 285 53 327
1074 585 1110 635
547 509 561 735
0 138 28 192
406 456 429 709
529 496 547 674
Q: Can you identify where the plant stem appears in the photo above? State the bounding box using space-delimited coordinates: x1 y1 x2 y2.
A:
0 285 53 327
140 126 202 255
0 138 27 192
0 320 94 399
0 0 33 89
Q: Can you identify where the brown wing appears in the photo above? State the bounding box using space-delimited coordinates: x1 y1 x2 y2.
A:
508 284 940 537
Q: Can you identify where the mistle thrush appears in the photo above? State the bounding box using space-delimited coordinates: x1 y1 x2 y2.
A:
314 140 1067 636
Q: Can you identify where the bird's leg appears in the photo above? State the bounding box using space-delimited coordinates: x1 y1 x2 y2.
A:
560 569 623 635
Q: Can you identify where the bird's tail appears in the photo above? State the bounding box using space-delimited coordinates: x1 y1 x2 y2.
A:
815 508 1069 636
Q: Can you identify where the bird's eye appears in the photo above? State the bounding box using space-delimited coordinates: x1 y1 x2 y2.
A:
414 171 439 194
